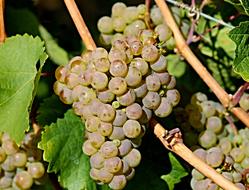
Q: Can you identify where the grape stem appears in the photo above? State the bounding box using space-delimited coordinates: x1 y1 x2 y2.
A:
63 1 240 189
145 0 153 29
64 0 96 50
0 0 6 43
225 115 238 135
155 0 249 127
150 118 240 190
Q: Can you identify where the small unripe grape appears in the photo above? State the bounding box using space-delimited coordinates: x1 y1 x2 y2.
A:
13 171 33 190
27 162 45 179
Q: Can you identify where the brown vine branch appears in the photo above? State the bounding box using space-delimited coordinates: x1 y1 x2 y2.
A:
63 1 241 190
150 118 240 190
155 0 249 127
0 0 6 43
64 0 96 50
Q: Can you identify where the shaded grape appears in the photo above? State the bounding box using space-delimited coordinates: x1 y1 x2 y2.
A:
123 149 141 167
13 171 33 190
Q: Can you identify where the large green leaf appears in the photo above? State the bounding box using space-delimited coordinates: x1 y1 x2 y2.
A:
166 54 186 77
161 153 188 190
39 25 69 66
38 110 97 190
229 21 249 81
240 0 249 14
0 34 46 143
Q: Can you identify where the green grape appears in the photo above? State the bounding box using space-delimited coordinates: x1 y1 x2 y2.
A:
134 82 148 98
123 149 141 168
165 36 176 50
232 171 242 183
27 162 45 179
222 172 233 181
150 6 163 25
166 89 180 106
139 29 155 44
130 58 149 76
113 17 127 32
108 77 127 95
206 116 222 134
97 89 115 103
82 140 98 156
100 141 118 158
239 93 249 111
90 152 105 169
198 130 217 149
72 85 96 104
154 97 172 117
95 58 110 73
191 92 208 105
104 157 122 173
98 168 114 183
125 48 133 63
235 183 246 190
113 110 127 127
129 40 143 56
65 72 81 89
92 47 108 60
112 39 127 51
154 72 170 85
137 4 146 15
123 120 142 139
193 178 211 190
89 99 103 116
150 55 167 72
219 138 232 155
2 139 18 155
191 169 205 180
55 65 69 83
98 104 116 122
88 132 105 148
110 60 128 77
0 147 6 163
123 7 139 24
69 56 86 74
1 156 15 171
154 24 172 42
241 157 249 168
91 71 108 90
125 103 143 120
118 139 132 157
99 33 113 46
97 16 113 34
0 176 12 189
233 163 243 173
79 69 94 86
13 171 33 190
117 90 136 106
109 127 125 140
207 183 219 190
13 152 27 167
108 48 127 63
200 101 216 118
85 116 101 132
90 168 100 181
206 147 224 168
146 74 161 92
230 147 245 163
109 175 127 190
125 67 142 87
98 122 113 136
190 178 197 190
111 2 126 17
142 91 161 109
166 76 176 89
141 44 159 63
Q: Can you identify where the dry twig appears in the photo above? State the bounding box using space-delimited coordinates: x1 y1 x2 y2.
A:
155 0 249 127
0 0 6 43
63 1 241 190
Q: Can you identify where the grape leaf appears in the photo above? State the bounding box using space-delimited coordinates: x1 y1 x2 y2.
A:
166 54 186 77
228 21 249 82
39 25 69 66
37 95 69 126
161 153 188 190
0 34 47 143
240 0 249 15
38 110 97 190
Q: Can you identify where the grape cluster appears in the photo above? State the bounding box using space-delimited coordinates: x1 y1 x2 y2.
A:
97 2 189 51
54 30 180 188
0 132 45 190
175 92 249 190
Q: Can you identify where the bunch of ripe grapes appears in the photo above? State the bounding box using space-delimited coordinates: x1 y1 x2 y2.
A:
174 92 249 190
0 132 45 190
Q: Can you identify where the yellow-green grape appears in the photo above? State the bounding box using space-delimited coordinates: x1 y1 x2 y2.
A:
104 157 122 173
88 132 105 148
129 40 143 56
125 168 135 181
109 175 127 190
98 168 114 183
55 65 69 83
130 58 149 76
200 101 216 118
111 2 127 17
150 55 167 72
97 89 115 103
85 116 101 132
91 71 108 90
198 130 217 149
154 72 170 85
13 171 33 190
154 24 172 42
90 152 105 169
142 91 161 110
90 168 100 181
166 89 181 107
13 152 27 167
100 141 118 158
2 139 18 155
219 138 232 155
125 67 142 87
191 169 205 180
123 6 139 24
0 176 12 189
113 17 126 32
166 76 176 89
118 139 132 157
206 147 224 168
241 157 249 168
110 60 128 77
97 16 113 34
113 110 127 127
146 74 161 92
134 82 148 98
109 127 125 140
141 44 159 63
71 85 96 103
108 77 128 96
108 48 127 63
125 103 143 120
123 120 141 139
1 156 15 171
98 104 116 122
82 140 98 156
239 93 249 111
94 58 110 73
206 116 223 134
123 149 141 168
230 148 245 163
117 90 136 106
98 122 113 136
154 97 173 117
27 162 45 179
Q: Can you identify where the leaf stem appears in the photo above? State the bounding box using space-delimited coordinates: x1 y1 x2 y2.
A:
150 118 240 190
232 82 249 106
0 0 6 43
155 0 249 127
64 0 96 50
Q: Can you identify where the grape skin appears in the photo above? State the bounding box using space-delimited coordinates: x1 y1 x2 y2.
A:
125 67 142 87
110 60 128 77
13 152 27 167
98 168 114 183
130 58 149 76
113 110 127 127
150 55 167 72
141 44 159 63
88 132 105 148
230 147 245 163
